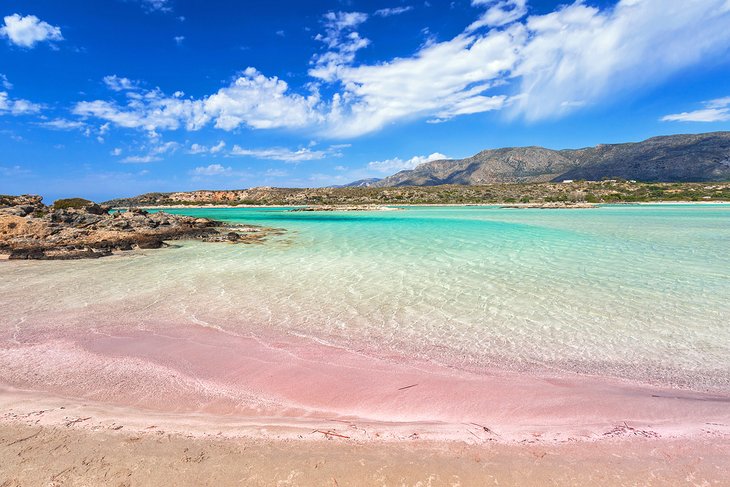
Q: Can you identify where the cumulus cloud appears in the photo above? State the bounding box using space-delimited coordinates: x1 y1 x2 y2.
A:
70 1 730 138
0 14 63 48
0 91 42 115
368 152 449 173
662 96 730 122
204 68 323 130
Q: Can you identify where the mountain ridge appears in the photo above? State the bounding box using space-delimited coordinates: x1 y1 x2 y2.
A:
362 132 730 187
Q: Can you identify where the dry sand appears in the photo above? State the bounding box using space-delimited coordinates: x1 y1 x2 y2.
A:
1 389 729 486
2 419 728 486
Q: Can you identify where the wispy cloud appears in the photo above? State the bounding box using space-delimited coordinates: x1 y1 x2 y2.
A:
374 6 414 17
662 96 730 122
39 118 87 130
121 140 179 163
135 0 172 13
230 144 346 163
0 74 12 90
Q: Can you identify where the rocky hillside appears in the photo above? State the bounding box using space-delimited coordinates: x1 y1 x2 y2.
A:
102 181 730 207
369 132 730 187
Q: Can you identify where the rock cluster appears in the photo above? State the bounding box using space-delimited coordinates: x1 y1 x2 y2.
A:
0 195 280 260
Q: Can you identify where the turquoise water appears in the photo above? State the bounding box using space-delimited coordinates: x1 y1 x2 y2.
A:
3 205 730 391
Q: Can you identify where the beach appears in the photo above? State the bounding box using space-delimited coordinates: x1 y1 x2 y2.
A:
1 205 729 485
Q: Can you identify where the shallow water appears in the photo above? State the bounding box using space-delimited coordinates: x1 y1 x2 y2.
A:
2 205 729 392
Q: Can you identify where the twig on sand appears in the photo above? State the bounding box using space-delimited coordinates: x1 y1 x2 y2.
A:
398 384 418 391
6 428 42 446
470 423 500 437
312 430 350 439
64 417 92 427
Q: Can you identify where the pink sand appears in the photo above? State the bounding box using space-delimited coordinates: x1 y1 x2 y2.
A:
1 321 728 443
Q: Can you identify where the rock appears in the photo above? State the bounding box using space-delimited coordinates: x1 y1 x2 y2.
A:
135 237 164 249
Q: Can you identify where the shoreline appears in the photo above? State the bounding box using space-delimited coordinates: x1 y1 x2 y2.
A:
123 200 730 210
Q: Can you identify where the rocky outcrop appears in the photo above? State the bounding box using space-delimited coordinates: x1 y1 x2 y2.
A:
0 195 281 260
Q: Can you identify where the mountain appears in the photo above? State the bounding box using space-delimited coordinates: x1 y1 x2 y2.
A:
368 132 730 187
339 178 382 188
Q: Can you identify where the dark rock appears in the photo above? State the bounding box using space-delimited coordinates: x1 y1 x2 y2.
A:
135 238 164 249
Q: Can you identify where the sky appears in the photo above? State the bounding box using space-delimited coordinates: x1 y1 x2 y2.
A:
1 0 730 202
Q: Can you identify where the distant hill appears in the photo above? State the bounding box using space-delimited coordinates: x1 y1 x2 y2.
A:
367 132 730 187
340 178 382 188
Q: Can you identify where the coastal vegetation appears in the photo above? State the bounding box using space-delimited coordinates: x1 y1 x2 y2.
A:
104 181 730 207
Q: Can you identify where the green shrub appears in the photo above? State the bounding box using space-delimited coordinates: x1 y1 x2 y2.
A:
53 198 94 209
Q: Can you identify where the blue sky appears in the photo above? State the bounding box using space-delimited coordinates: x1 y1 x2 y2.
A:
1 0 730 201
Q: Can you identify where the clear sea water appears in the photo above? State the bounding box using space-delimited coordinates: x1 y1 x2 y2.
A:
2 205 729 391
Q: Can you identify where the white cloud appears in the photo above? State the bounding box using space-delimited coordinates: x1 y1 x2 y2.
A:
368 152 448 173
174 35 184 46
0 14 63 48
111 148 123 156
188 140 226 154
0 91 42 115
374 6 414 17
230 144 344 163
103 75 138 91
662 96 730 122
